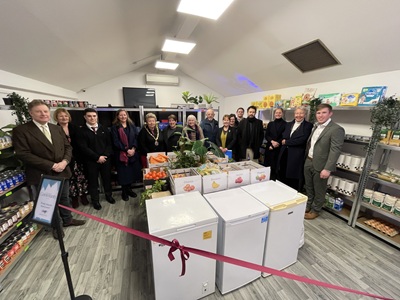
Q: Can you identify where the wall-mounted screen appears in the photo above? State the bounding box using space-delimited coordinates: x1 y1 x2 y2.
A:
123 87 157 108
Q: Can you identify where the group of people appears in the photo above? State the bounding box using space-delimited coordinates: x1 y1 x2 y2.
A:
12 100 344 241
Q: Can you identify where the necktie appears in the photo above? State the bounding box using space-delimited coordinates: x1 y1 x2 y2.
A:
41 125 52 144
91 127 97 133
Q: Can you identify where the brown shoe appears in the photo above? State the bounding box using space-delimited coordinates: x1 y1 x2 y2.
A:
305 207 311 213
305 211 319 220
63 219 86 227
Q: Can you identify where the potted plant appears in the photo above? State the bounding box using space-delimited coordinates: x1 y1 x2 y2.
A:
203 93 219 108
181 91 203 108
7 92 31 125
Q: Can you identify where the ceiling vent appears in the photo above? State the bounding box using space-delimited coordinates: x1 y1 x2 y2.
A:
145 74 180 86
282 39 340 73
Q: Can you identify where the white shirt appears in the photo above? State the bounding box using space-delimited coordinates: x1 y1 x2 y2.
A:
32 119 50 131
86 123 98 131
290 120 303 137
308 118 331 158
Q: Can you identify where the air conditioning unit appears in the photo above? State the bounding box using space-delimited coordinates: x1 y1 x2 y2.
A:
145 74 180 86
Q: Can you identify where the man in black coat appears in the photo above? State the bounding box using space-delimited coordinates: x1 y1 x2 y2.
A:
236 106 264 162
77 108 115 210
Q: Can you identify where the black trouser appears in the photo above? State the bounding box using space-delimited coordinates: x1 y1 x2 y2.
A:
84 160 112 202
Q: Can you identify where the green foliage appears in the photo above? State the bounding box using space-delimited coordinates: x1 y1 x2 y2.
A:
169 127 225 169
182 91 203 105
139 180 166 206
203 93 219 104
308 97 322 124
8 92 31 125
370 96 400 129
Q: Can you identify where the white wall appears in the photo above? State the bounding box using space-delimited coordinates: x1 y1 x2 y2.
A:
220 70 400 137
77 65 223 108
0 69 78 125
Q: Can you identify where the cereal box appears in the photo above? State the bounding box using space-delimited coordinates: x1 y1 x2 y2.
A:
318 93 341 107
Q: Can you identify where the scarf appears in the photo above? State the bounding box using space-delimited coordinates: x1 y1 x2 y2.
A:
118 127 129 166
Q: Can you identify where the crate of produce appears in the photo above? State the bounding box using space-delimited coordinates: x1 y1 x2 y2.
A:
220 163 250 188
234 161 270 184
195 163 227 194
147 152 169 168
143 167 169 190
168 168 202 195
207 153 229 164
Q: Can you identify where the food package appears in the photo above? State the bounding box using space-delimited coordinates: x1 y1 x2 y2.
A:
379 128 392 144
358 86 387 106
388 129 400 146
302 88 317 106
318 93 341 107
340 93 359 106
381 195 397 212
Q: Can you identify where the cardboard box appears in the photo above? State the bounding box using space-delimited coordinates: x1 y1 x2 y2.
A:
220 163 250 188
340 93 359 106
168 168 202 195
147 152 169 168
207 154 229 164
196 169 228 194
358 86 387 106
319 93 341 107
143 167 169 190
151 191 172 199
234 161 271 184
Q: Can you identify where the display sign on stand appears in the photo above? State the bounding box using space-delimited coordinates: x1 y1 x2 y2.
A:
32 175 92 300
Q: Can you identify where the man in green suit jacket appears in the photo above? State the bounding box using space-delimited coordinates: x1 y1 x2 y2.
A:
304 104 345 219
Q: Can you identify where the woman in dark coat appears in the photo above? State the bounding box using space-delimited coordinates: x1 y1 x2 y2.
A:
264 108 286 179
162 114 182 152
138 113 164 167
110 109 140 200
277 106 313 191
216 114 236 158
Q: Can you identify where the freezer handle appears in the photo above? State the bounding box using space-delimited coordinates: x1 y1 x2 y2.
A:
228 212 267 226
176 224 197 231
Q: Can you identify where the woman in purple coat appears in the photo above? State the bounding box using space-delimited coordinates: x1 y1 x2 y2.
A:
277 106 313 191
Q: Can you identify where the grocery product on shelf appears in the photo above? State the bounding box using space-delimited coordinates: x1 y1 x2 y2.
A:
364 219 399 237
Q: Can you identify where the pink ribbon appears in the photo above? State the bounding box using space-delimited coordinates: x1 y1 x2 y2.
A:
58 204 393 300
168 239 190 276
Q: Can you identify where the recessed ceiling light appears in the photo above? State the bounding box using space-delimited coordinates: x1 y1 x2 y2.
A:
177 0 234 20
155 60 179 70
162 39 196 54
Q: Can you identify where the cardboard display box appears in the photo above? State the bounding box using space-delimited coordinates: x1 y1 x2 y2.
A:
143 167 169 190
168 168 202 195
147 152 169 168
234 161 271 184
220 163 250 188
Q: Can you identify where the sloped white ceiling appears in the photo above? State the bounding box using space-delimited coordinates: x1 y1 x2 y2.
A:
0 0 400 97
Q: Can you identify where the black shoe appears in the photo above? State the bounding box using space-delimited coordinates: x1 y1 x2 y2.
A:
122 192 129 201
53 228 65 240
63 219 86 227
92 201 102 210
105 195 116 204
127 190 137 198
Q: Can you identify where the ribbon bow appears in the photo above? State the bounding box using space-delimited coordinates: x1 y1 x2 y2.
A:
168 239 190 276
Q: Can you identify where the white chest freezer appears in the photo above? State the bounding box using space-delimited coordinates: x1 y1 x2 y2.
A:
241 181 307 277
146 191 218 300
204 188 269 294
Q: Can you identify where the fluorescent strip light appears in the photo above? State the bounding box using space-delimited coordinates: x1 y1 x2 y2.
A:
155 60 179 70
162 39 196 54
177 0 234 20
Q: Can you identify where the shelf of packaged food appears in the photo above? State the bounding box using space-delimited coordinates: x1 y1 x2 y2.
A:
360 202 400 222
0 181 26 201
335 166 361 175
0 225 43 282
0 208 33 245
378 143 400 152
356 217 400 248
344 139 369 146
0 145 13 153
323 206 352 222
368 176 400 189
327 188 356 202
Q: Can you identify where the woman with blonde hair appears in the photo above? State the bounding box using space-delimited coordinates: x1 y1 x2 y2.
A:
183 114 204 141
110 109 140 200
53 108 89 208
138 113 164 167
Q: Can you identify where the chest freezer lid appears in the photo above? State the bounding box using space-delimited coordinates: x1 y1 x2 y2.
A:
203 188 269 222
241 181 307 210
146 191 218 236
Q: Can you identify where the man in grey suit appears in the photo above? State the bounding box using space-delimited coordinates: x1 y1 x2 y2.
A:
13 100 85 239
304 103 345 219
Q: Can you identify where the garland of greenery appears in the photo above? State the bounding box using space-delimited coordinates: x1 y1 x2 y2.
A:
308 97 322 124
8 92 31 125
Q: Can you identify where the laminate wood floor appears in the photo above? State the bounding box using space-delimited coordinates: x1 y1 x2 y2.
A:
1 190 399 300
